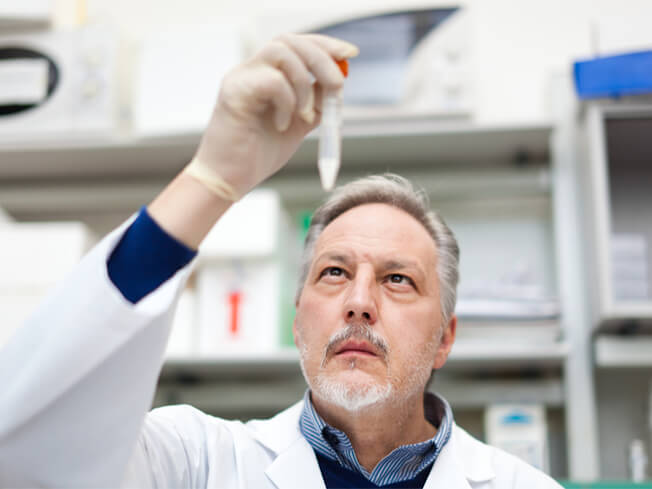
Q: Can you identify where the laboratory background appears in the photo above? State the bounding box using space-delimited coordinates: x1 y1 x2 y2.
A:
1 0 652 486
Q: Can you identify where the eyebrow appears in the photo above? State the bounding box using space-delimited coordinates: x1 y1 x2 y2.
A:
315 253 353 267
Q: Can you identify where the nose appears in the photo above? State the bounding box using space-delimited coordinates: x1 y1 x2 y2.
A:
342 267 378 325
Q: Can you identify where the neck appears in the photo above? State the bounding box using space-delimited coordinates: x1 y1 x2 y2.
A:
311 391 437 473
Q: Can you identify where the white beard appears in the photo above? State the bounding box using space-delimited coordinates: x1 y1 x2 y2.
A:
309 363 394 412
297 321 441 412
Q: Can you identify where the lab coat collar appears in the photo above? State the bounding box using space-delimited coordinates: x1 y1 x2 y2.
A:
248 400 305 454
423 424 496 488
264 435 326 489
249 400 495 489
454 425 497 483
248 400 325 489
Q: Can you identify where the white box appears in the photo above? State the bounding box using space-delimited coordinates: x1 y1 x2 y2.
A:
611 234 650 301
195 189 298 356
0 222 95 288
196 260 281 356
485 404 549 472
166 287 197 359
0 221 95 348
201 189 284 258
132 24 243 136
613 280 650 301
0 25 119 142
612 261 648 281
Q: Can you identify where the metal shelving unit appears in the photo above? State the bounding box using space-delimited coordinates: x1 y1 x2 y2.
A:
160 336 569 380
595 336 652 368
0 118 550 180
583 104 652 333
3 114 587 479
557 94 652 482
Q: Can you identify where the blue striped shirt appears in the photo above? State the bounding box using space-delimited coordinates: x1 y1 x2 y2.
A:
299 390 454 486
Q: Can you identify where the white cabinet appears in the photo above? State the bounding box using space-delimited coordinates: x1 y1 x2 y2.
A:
0 221 95 348
584 104 652 333
560 98 652 481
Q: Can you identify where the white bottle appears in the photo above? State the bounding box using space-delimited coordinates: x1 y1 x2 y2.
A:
629 439 648 483
649 379 652 474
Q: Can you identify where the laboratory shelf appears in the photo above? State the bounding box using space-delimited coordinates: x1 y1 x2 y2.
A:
448 322 567 368
434 377 564 408
560 483 652 489
154 374 308 414
0 117 551 180
161 349 301 379
0 166 552 217
598 307 652 334
447 339 568 368
594 335 652 367
154 375 564 413
160 336 568 381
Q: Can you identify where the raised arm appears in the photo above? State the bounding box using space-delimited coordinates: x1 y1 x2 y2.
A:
149 33 358 248
0 34 358 488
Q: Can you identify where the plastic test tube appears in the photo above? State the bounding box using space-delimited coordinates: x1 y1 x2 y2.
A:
318 59 348 191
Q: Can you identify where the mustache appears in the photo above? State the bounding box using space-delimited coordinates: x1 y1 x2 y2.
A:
322 322 390 365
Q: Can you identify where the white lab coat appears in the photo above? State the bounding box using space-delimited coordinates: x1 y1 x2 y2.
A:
0 219 562 489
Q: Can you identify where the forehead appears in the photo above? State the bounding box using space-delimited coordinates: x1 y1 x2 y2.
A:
314 203 438 264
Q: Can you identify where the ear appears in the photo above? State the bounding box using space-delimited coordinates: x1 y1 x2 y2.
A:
432 315 457 370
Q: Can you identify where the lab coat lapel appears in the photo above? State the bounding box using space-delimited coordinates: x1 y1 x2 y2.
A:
423 432 472 489
252 402 494 489
247 401 325 489
265 436 325 489
423 424 495 489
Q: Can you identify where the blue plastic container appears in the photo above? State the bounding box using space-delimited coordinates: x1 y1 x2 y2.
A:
574 50 652 99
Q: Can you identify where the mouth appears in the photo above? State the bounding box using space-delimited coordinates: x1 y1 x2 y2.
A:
334 340 379 358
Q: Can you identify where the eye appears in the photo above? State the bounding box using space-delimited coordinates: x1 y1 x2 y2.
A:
319 266 345 278
386 274 415 287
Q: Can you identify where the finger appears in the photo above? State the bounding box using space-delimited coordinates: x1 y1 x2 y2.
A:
313 83 324 117
255 64 297 132
277 34 348 93
299 33 359 60
301 87 315 125
294 84 322 132
258 40 315 124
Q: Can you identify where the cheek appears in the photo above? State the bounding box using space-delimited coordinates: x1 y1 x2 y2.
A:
389 332 423 363
297 288 329 317
296 288 340 334
295 309 328 358
384 308 440 359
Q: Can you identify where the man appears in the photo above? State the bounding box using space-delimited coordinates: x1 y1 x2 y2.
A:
0 34 561 488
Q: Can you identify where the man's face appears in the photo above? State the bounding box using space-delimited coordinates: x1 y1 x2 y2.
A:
293 203 456 411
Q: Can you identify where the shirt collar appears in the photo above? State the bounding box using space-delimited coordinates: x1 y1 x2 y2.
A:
298 389 455 486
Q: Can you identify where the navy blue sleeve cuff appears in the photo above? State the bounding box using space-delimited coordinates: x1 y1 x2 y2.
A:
107 206 197 304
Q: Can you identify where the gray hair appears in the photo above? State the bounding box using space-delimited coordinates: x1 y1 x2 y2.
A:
296 174 460 325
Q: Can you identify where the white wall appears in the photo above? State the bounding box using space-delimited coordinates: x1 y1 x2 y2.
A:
79 0 652 124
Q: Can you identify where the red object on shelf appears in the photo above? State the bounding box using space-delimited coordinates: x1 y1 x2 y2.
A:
228 291 242 336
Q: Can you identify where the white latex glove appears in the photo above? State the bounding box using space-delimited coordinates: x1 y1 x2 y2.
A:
192 33 359 198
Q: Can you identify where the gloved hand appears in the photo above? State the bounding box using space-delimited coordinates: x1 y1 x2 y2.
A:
190 33 359 199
